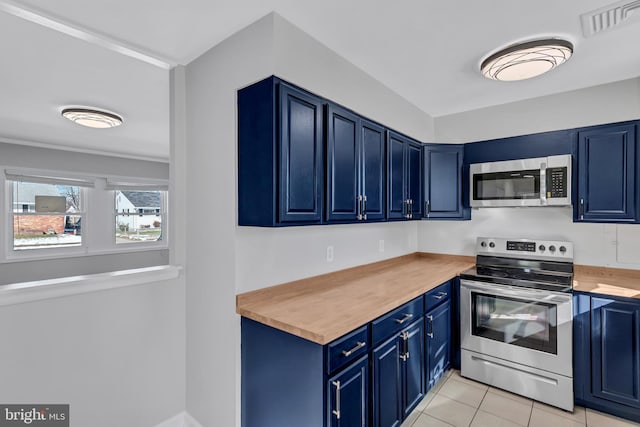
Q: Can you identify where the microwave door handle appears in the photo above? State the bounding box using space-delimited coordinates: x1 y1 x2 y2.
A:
540 163 547 205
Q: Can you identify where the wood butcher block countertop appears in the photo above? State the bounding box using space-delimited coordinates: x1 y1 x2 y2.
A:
236 253 474 345
573 265 640 299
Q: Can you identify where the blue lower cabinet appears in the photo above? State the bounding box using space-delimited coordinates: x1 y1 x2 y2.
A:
574 293 640 423
328 355 369 427
241 283 455 427
402 319 426 419
426 301 451 389
242 318 325 427
373 318 425 427
372 334 402 427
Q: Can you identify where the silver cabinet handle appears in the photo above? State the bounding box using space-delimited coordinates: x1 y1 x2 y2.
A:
404 199 410 219
341 341 366 357
363 195 367 220
579 198 584 220
357 195 363 220
434 292 448 300
395 313 414 324
427 314 434 338
426 200 430 218
400 331 410 361
408 199 413 219
332 380 341 420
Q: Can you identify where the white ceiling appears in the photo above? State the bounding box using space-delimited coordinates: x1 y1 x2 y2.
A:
2 0 640 160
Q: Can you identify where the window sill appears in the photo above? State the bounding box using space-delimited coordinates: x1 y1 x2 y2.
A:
0 265 182 306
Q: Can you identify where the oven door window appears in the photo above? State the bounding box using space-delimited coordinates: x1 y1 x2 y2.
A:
471 292 557 354
473 169 540 200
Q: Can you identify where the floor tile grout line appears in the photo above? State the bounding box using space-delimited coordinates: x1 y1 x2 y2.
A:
468 387 488 427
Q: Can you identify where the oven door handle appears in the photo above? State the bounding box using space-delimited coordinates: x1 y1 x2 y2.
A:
460 280 572 303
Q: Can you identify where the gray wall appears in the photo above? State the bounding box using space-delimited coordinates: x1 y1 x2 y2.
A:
184 13 434 427
435 77 640 143
0 141 185 426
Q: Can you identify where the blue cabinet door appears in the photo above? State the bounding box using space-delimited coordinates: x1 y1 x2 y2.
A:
407 142 423 219
577 123 637 222
361 120 386 220
402 319 426 419
372 334 402 427
279 83 324 223
387 132 423 220
591 297 640 408
326 105 359 222
423 144 466 219
387 133 406 220
328 355 369 427
326 107 386 223
426 301 451 390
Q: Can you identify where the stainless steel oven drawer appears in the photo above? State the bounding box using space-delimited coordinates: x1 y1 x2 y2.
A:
462 349 573 411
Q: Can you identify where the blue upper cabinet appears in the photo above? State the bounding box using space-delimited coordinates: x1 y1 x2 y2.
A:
576 123 638 223
238 77 323 226
326 104 386 222
361 120 386 221
407 142 424 219
387 132 422 220
423 144 468 220
326 105 359 222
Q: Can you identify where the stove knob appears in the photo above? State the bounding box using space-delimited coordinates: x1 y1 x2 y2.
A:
480 241 487 247
549 245 556 252
489 242 495 248
538 245 546 251
559 246 567 253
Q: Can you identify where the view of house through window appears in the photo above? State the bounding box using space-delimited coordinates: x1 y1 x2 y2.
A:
115 190 164 243
12 181 82 250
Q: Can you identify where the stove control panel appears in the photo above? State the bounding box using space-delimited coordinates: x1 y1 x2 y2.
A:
476 237 573 261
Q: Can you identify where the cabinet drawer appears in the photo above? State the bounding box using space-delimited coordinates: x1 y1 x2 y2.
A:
372 296 424 346
327 325 369 374
425 281 451 313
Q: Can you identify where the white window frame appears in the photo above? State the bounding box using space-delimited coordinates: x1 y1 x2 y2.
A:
111 188 168 251
1 168 168 263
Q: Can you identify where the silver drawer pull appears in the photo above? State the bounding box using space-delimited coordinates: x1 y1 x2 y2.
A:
400 351 410 361
341 341 366 357
434 292 448 300
395 313 414 324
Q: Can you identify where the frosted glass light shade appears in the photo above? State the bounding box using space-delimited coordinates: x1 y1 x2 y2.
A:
62 108 123 128
481 39 573 81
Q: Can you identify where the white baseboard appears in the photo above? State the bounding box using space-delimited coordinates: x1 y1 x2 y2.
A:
154 411 204 427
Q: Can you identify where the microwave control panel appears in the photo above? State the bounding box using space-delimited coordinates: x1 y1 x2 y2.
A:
546 167 567 198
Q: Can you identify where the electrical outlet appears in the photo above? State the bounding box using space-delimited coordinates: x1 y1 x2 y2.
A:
326 246 334 262
379 239 385 253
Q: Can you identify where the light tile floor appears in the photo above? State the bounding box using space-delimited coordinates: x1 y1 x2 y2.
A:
401 370 640 427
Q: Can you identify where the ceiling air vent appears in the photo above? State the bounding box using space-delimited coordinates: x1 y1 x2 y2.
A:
581 0 640 37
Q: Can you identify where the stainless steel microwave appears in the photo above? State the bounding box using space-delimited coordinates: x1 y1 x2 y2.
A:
470 154 572 207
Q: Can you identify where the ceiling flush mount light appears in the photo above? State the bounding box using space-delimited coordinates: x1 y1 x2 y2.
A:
61 108 123 129
480 39 573 81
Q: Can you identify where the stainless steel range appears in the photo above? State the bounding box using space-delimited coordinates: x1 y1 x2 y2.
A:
459 237 574 411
